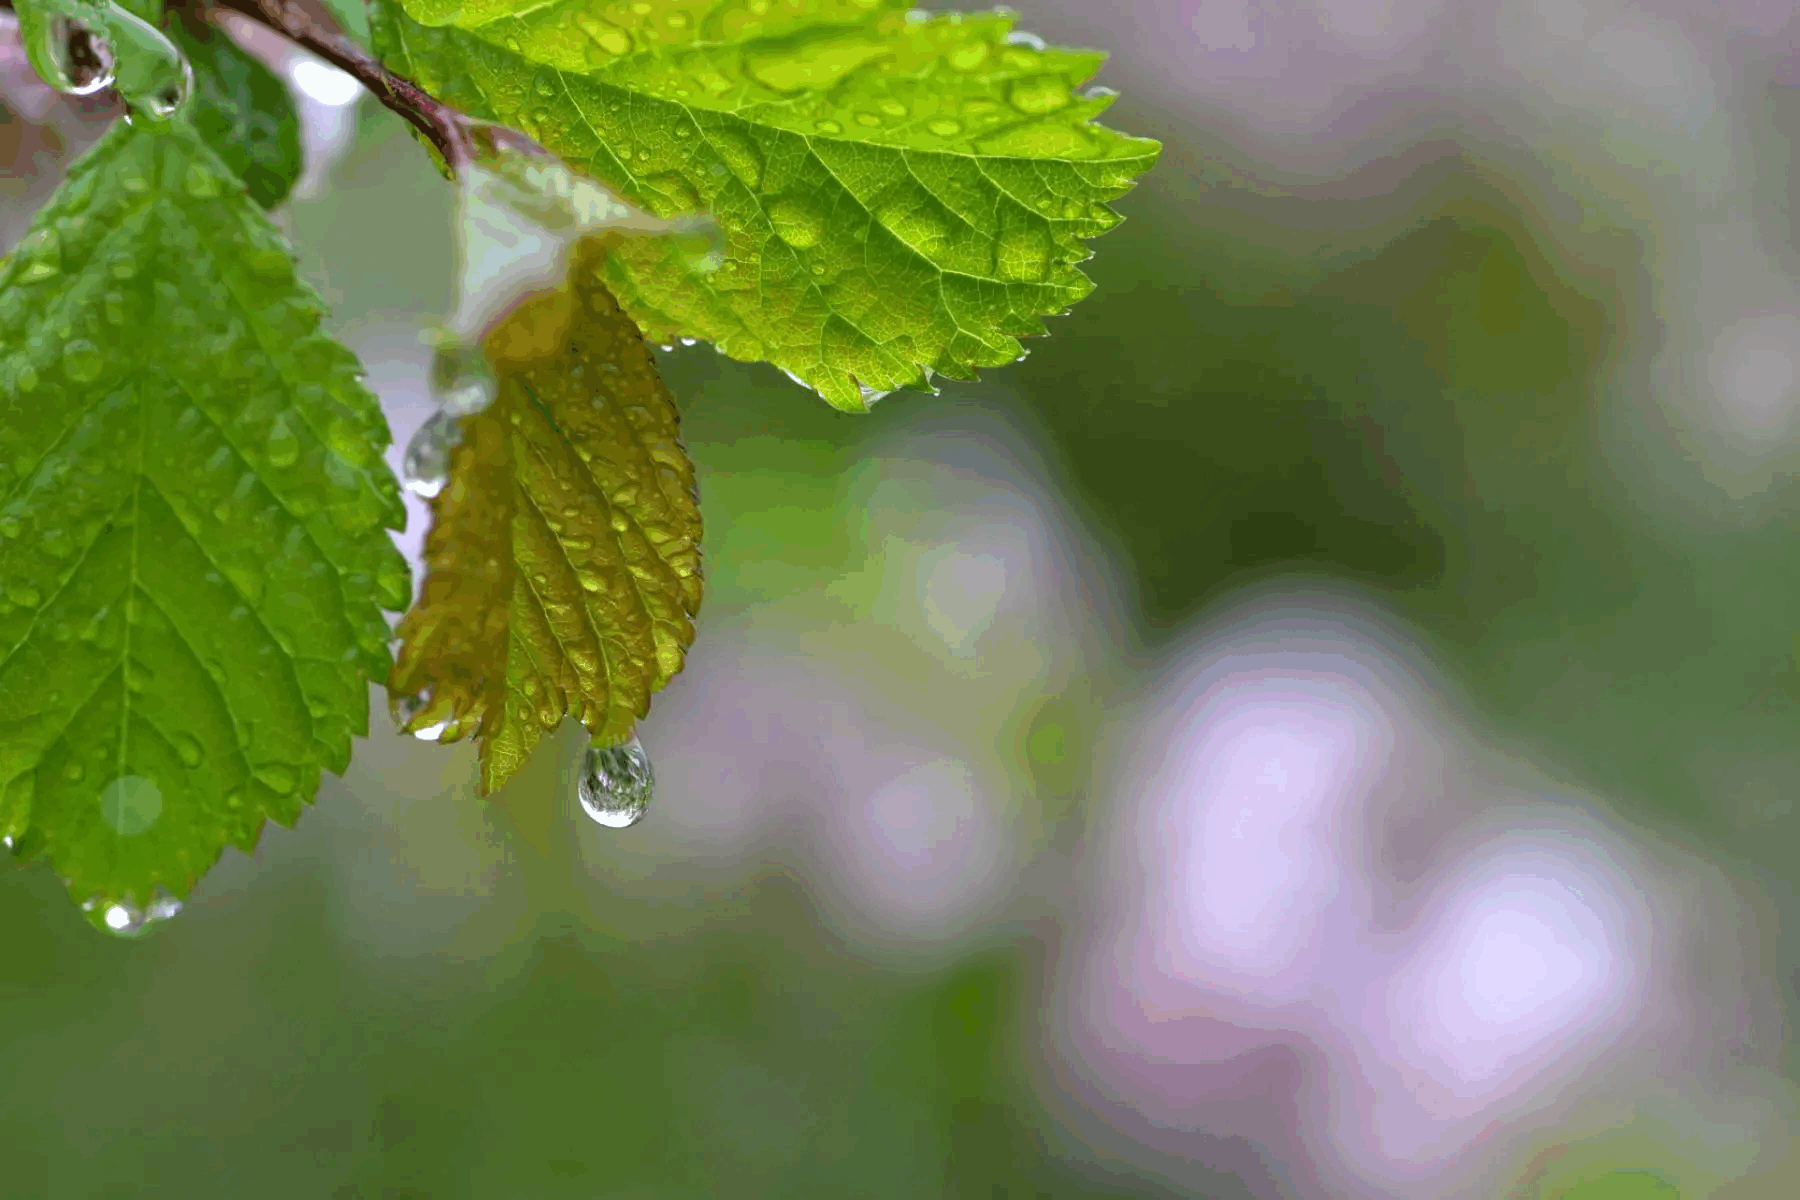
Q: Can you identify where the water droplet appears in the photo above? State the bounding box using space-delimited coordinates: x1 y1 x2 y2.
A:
855 111 880 127
62 338 103 383
879 99 909 117
768 195 825 249
858 382 893 405
26 15 115 97
1002 29 1047 52
575 14 633 57
64 762 85 782
928 118 962 137
184 162 221 199
174 735 202 768
99 4 194 121
505 36 522 52
7 584 40 608
87 887 182 938
265 416 299 467
402 410 461 499
99 775 162 835
392 689 432 731
534 75 557 99
947 41 989 71
814 119 843 134
253 764 296 796
1007 75 1069 115
577 736 652 829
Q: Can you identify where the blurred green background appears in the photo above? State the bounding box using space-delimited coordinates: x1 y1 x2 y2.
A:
5 1 1800 1196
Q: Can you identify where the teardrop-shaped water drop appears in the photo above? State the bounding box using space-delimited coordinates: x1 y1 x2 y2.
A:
86 886 182 938
101 3 193 121
391 688 432 731
431 346 499 418
32 15 116 96
577 736 652 829
402 410 461 499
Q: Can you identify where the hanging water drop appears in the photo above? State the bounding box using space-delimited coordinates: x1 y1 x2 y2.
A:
104 3 192 120
391 688 438 734
402 410 460 499
86 887 182 938
24 14 116 97
577 736 652 829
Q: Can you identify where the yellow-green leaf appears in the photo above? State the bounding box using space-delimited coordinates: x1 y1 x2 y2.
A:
388 238 702 794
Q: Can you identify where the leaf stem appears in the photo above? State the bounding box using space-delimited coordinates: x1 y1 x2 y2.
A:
193 0 476 170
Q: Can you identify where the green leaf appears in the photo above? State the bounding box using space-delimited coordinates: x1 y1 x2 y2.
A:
366 0 1160 410
174 15 306 209
388 237 702 795
0 119 408 914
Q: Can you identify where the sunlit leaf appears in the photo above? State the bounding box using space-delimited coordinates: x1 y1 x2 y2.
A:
365 0 1160 409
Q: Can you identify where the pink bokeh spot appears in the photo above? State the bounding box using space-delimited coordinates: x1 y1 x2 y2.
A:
1145 686 1384 1007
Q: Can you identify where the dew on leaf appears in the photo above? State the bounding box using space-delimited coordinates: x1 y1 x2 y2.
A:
61 338 103 383
768 195 825 249
947 41 989 71
87 887 182 938
1002 29 1047 52
184 162 221 199
1007 75 1071 115
391 688 433 730
574 14 633 57
577 735 652 829
815 119 842 134
265 416 299 467
100 3 194 121
253 764 296 796
928 118 962 137
402 410 461 499
27 15 115 97
98 774 162 835
174 735 203 768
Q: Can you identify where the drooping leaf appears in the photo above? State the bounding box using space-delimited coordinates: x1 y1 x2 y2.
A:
173 13 305 209
388 236 702 795
365 0 1161 410
0 119 408 912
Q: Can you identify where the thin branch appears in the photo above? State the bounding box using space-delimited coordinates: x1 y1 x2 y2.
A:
194 0 476 170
